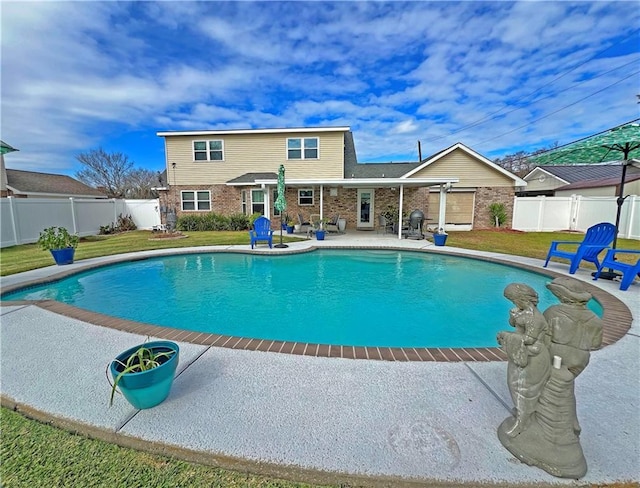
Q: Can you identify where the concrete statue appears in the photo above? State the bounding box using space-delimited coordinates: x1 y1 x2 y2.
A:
496 278 603 479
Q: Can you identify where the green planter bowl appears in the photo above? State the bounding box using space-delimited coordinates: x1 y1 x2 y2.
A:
110 341 179 409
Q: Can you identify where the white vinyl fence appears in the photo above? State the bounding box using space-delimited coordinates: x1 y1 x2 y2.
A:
512 195 639 239
0 197 161 248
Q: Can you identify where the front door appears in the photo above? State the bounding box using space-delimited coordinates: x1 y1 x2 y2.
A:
357 189 374 229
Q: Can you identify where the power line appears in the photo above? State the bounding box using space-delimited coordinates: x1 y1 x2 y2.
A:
473 70 640 146
422 29 640 144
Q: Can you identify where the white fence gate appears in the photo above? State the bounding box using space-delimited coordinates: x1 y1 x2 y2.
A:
0 197 161 248
512 195 639 239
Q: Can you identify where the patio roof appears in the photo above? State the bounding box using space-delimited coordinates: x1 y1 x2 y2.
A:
251 177 459 188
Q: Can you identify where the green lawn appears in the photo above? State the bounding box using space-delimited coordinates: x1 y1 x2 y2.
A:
1 229 638 487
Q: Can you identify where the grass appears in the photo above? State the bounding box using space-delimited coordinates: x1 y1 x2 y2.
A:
1 229 639 487
0 408 325 488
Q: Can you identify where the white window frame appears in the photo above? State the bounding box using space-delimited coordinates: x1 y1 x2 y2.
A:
298 188 314 206
287 137 319 160
251 189 265 215
181 190 211 211
193 140 224 161
241 190 248 215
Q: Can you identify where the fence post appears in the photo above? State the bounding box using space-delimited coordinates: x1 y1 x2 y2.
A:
8 196 20 246
536 196 545 231
570 195 579 231
69 197 78 234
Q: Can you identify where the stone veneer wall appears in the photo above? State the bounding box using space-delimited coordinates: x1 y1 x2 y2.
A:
473 186 515 229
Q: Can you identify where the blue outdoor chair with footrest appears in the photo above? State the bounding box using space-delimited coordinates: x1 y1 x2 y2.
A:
249 216 274 249
593 249 640 291
543 222 616 274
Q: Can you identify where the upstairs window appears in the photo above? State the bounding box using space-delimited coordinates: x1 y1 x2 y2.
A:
181 190 211 211
193 140 224 161
287 137 318 160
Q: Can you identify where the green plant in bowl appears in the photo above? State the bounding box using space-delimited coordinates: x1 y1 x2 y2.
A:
109 343 178 407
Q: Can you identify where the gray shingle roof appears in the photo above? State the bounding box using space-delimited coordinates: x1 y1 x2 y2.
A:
537 163 628 184
227 172 278 184
6 169 107 197
558 165 640 190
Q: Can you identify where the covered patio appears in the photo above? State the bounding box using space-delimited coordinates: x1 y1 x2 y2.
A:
253 176 460 239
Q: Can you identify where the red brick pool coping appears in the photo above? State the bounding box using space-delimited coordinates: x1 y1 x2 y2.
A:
1 247 632 361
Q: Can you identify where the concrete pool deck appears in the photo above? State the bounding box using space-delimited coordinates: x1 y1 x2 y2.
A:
1 236 638 487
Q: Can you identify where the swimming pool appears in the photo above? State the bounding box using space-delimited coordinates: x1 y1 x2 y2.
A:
2 249 602 348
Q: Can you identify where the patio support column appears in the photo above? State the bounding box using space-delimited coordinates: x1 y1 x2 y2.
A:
438 184 448 232
262 184 271 219
398 185 404 239
319 184 324 220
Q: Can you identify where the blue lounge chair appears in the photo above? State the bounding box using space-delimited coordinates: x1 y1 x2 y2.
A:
249 216 274 249
593 249 640 291
543 222 616 274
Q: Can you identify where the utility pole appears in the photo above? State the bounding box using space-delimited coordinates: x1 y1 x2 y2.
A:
418 140 422 163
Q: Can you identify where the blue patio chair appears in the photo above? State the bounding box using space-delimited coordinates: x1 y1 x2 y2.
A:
543 222 616 274
593 249 640 291
249 216 274 249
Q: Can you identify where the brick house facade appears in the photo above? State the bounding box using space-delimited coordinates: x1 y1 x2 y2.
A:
156 127 524 233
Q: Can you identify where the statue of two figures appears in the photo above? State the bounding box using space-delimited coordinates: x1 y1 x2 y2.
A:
496 277 603 479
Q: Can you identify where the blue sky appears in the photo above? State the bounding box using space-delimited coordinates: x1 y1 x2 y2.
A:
1 1 639 176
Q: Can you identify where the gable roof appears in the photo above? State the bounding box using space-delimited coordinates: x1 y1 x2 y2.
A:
403 142 527 185
6 169 107 198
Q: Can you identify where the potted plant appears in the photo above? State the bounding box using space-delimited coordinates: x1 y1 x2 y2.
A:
109 340 179 409
315 218 329 240
285 216 295 234
37 226 80 265
432 227 448 246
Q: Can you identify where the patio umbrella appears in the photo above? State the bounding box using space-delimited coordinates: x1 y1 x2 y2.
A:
529 120 640 252
274 164 288 248
0 140 19 155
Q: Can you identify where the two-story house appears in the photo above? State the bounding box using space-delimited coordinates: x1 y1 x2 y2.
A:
156 126 525 234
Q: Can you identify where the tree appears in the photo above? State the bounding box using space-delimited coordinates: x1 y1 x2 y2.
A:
125 168 160 199
75 148 134 198
493 144 558 178
75 148 159 199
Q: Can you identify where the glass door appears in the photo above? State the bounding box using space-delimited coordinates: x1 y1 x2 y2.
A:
357 189 374 229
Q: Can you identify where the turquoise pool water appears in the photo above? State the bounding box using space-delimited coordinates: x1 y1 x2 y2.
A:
3 250 602 348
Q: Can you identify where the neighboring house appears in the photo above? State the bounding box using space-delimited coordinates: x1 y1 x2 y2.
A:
0 140 19 198
3 169 108 199
522 162 640 197
156 126 525 232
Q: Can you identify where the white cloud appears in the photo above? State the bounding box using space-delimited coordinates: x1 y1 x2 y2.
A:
1 1 638 173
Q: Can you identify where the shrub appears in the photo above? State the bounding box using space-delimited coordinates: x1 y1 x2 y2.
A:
99 214 137 235
489 203 508 227
229 213 250 231
176 212 243 231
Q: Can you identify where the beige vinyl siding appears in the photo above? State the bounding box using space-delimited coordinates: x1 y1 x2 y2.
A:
410 149 514 187
165 132 345 185
524 168 567 192
428 192 475 225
